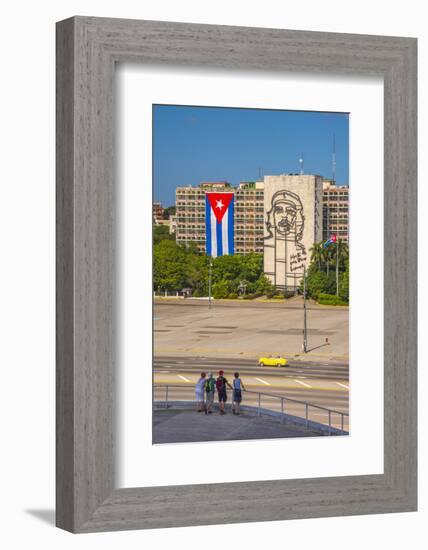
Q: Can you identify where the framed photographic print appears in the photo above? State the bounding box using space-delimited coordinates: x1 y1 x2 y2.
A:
56 16 417 532
150 105 351 444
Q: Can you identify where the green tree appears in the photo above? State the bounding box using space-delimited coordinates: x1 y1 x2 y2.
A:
337 241 349 270
153 240 187 291
185 254 208 296
305 271 331 299
212 255 244 286
162 205 176 219
309 242 325 271
153 224 174 245
212 253 265 295
339 259 350 302
304 238 349 302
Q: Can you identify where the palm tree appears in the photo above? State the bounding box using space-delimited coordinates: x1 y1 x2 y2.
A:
309 242 324 271
323 243 334 275
337 240 349 268
309 239 349 274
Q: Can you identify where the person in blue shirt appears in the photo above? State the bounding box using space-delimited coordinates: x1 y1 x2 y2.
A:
232 372 246 415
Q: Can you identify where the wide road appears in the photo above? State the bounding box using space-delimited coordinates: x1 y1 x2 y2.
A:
154 355 349 431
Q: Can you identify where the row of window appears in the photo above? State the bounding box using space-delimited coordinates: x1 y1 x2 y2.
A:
177 232 264 237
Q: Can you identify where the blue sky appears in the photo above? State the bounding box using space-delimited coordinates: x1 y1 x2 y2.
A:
153 105 349 206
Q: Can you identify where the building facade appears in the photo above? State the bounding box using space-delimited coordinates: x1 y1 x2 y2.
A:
234 181 265 254
263 174 323 290
175 182 231 251
169 214 177 235
152 202 165 224
322 180 349 242
173 177 349 288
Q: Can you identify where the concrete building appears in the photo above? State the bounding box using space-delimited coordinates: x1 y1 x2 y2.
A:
263 174 323 290
152 202 165 224
169 214 177 235
235 181 265 254
322 180 349 242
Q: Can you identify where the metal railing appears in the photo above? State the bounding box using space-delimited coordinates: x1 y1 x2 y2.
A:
154 384 349 435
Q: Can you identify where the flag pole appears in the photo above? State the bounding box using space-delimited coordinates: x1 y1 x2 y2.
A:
208 257 213 310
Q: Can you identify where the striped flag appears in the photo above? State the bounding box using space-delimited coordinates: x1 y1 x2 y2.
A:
323 234 337 248
205 192 234 257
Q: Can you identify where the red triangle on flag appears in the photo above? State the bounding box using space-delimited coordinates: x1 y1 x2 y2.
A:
206 193 234 223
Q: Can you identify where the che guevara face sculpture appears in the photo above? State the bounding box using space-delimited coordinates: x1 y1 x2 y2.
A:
266 189 304 243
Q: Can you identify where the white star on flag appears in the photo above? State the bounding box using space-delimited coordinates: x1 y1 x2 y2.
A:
215 199 224 210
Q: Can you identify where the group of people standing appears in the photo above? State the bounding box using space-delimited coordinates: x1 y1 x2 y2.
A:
195 370 246 415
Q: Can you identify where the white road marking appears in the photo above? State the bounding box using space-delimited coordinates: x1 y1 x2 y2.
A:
255 377 271 386
294 379 312 388
177 361 185 364
177 375 190 382
336 382 350 390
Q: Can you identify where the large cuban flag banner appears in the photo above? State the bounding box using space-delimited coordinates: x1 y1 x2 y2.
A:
205 192 235 257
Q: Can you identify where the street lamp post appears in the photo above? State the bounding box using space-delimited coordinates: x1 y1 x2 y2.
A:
208 257 213 310
303 265 308 353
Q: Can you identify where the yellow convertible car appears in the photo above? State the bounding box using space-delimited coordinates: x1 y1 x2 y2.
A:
258 356 288 367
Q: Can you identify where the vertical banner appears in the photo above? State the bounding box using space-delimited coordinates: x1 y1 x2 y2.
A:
205 192 235 257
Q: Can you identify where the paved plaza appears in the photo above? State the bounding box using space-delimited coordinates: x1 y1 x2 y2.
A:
154 297 349 361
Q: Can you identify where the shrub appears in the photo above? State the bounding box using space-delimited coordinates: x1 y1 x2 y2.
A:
191 288 204 297
317 293 348 306
228 292 238 299
254 273 274 295
212 280 230 299
304 270 338 299
339 263 349 302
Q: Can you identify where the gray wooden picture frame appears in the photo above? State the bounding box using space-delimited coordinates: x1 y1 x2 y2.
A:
56 16 417 533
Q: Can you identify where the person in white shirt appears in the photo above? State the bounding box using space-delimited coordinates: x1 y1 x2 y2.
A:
195 372 206 412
